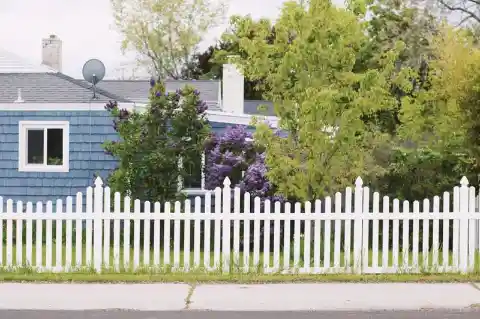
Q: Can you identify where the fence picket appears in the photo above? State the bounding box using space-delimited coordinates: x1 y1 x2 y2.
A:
293 202 301 270
16 201 23 266
361 187 370 272
412 200 420 272
324 197 332 270
233 187 241 266
93 178 103 273
334 195 341 270
143 201 151 267
153 201 161 268
353 177 363 273
392 199 400 269
453 186 460 271
103 186 111 269
213 188 221 270
372 192 380 271
283 202 292 272
313 200 321 271
85 187 93 268
173 201 181 270
26 201 33 267
184 199 191 272
133 199 141 270
55 199 63 270
343 189 351 271
163 202 171 267
253 197 261 269
402 201 410 269
304 201 312 271
422 199 430 269
35 201 43 269
204 192 212 270
45 201 53 270
273 201 281 272
75 193 83 269
243 192 250 272
459 178 469 273
113 192 121 271
442 192 450 271
222 178 231 273
263 200 271 271
65 197 73 270
382 196 390 270
6 199 12 267
432 196 440 269
193 197 201 269
468 186 476 272
123 196 131 270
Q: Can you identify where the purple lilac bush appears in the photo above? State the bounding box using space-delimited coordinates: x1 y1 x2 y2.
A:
204 125 284 202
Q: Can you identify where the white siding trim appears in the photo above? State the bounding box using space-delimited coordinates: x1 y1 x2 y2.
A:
18 120 70 173
0 103 279 127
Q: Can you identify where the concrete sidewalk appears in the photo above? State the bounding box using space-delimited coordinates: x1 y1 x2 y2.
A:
0 283 479 311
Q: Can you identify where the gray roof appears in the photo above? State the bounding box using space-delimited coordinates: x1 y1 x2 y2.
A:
82 79 221 104
0 73 131 103
244 100 275 116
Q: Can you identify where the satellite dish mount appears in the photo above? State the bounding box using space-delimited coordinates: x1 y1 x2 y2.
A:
82 59 106 99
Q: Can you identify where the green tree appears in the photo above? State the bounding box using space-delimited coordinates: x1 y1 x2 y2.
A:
103 81 211 203
394 25 480 192
225 0 402 200
182 25 277 99
353 0 439 135
111 0 227 79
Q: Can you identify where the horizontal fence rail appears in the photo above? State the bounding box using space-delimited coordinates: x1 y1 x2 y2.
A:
0 176 479 274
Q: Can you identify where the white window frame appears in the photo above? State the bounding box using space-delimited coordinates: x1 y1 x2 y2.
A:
179 152 207 195
18 120 70 173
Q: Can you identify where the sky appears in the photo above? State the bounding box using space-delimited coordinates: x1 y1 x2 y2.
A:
0 0 300 79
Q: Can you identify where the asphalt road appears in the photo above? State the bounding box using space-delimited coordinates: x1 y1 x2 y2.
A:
1 310 480 319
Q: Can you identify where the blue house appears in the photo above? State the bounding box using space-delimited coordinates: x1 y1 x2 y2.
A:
0 48 278 205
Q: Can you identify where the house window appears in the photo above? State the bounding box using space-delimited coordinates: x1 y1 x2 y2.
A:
18 121 70 172
178 153 206 194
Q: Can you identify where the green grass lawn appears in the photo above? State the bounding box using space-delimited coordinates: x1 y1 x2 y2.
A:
0 245 479 283
2 243 480 274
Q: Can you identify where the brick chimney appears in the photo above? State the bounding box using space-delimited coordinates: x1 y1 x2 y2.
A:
42 34 62 72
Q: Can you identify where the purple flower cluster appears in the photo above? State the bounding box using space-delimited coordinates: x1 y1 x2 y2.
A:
205 125 283 202
197 101 208 114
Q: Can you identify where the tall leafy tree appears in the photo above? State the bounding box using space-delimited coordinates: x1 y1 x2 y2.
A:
397 25 480 172
111 0 227 79
354 0 439 135
224 0 402 200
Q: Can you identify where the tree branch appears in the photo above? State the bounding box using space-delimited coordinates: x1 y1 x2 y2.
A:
437 0 480 24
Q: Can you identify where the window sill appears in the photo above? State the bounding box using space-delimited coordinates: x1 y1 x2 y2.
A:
182 188 211 196
182 188 236 196
18 164 69 173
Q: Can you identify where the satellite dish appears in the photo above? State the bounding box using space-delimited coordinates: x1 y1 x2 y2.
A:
82 59 106 85
82 59 106 99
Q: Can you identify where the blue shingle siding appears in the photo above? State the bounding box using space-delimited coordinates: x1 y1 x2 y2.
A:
0 110 117 205
0 110 251 207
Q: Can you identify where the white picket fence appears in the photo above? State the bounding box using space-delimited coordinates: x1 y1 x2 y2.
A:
0 176 480 274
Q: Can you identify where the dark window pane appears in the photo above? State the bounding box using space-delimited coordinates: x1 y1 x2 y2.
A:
183 156 203 188
27 130 44 164
46 128 63 165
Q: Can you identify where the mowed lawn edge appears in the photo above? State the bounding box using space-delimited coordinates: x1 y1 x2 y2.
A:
0 245 480 283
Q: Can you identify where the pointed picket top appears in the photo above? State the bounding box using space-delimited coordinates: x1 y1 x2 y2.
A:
355 176 363 187
460 176 469 187
94 176 104 187
223 176 231 187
